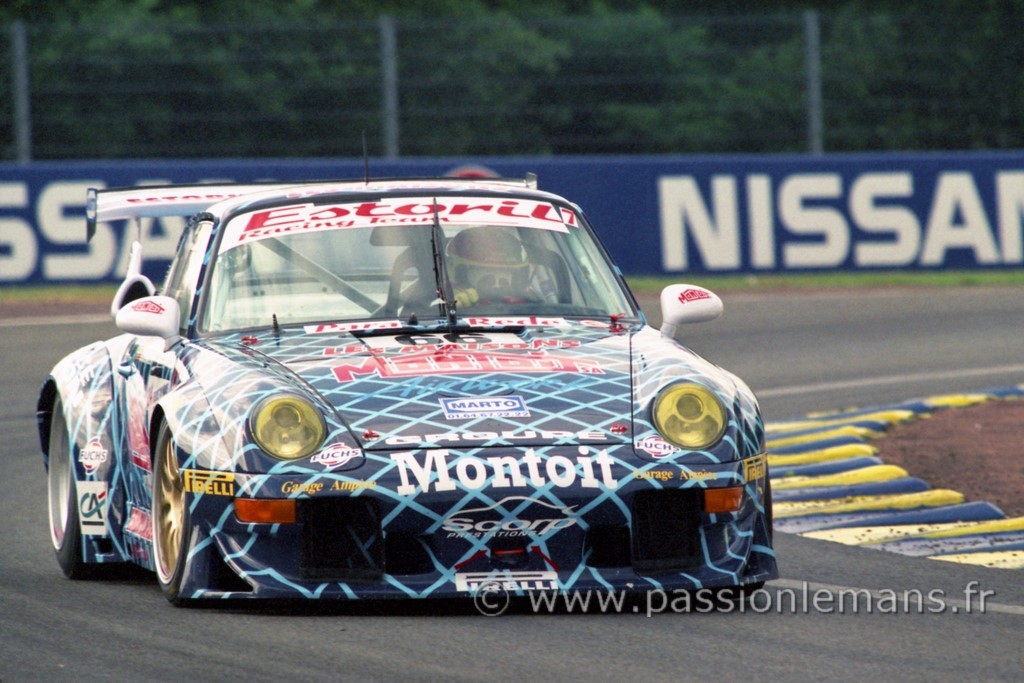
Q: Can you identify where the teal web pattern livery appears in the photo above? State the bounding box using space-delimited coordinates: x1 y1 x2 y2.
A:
41 319 775 600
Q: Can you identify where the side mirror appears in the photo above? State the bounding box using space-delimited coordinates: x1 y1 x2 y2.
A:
110 240 155 317
659 284 723 338
115 296 181 351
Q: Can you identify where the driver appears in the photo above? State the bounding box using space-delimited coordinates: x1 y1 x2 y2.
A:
446 227 531 307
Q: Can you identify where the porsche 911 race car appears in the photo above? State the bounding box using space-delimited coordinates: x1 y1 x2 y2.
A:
38 176 776 605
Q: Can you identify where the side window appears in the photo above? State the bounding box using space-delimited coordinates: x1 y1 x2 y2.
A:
163 219 213 331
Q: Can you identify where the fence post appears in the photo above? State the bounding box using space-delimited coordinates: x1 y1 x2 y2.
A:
803 10 823 155
11 20 32 163
380 15 399 159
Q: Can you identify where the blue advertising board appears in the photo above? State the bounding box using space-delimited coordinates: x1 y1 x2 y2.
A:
2 152 1023 285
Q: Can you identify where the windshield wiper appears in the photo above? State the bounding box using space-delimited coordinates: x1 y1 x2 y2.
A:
429 197 458 331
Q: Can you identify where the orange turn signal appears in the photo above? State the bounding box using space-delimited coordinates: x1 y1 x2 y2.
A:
234 498 297 524
703 486 744 514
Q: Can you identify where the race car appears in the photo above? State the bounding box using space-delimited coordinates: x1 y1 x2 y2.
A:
38 176 775 605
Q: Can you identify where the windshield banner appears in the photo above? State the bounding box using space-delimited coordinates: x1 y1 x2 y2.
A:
220 197 573 250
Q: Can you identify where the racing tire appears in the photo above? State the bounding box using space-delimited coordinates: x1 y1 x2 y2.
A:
47 397 90 579
152 422 191 605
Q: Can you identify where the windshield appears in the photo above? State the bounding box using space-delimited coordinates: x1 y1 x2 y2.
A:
199 194 636 333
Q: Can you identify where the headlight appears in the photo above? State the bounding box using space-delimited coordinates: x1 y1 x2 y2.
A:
250 395 325 460
651 383 727 450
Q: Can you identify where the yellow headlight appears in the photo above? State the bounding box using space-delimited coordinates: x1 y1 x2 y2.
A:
251 395 325 460
652 383 727 450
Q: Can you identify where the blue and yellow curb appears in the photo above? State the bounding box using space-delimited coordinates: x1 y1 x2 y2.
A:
766 386 1024 570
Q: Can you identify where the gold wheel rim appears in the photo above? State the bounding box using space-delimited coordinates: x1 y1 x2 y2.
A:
155 436 185 583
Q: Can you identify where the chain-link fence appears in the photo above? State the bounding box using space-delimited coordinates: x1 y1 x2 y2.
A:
3 10 1022 161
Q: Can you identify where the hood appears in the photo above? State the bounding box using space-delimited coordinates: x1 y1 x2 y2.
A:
206 320 637 451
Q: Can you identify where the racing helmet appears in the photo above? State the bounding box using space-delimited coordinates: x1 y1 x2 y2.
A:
446 227 528 296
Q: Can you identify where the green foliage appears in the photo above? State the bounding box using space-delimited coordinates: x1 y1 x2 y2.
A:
3 1 1024 158
396 14 570 155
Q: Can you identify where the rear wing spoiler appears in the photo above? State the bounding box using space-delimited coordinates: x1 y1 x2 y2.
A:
85 174 539 242
85 183 302 242
88 183 302 317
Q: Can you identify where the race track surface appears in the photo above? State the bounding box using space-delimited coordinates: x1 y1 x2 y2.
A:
2 287 1022 682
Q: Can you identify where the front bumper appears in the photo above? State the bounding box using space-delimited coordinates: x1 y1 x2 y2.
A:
178 446 776 600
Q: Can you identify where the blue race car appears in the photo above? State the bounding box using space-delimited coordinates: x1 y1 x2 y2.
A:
38 176 775 605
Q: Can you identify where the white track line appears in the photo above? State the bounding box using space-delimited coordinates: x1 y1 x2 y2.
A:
759 366 1024 397
0 313 111 328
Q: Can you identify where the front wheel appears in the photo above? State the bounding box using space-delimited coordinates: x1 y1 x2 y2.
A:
152 422 190 604
47 397 90 579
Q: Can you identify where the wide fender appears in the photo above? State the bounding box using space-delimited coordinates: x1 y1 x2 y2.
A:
39 341 119 478
155 379 241 473
630 326 765 464
37 338 132 564
159 342 355 474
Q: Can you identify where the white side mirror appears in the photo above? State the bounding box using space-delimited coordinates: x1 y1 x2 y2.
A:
659 284 723 338
116 296 181 351
110 240 155 317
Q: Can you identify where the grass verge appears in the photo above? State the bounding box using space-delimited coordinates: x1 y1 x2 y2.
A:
626 270 1024 293
1 270 1021 304
0 285 117 306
